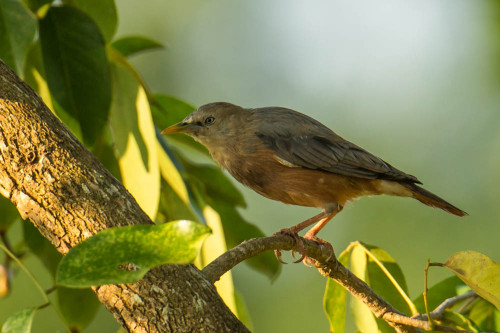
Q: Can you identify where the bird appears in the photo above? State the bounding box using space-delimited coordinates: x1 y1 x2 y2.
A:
162 102 467 263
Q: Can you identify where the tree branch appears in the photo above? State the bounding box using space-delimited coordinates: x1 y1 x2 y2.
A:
0 60 248 332
202 235 476 333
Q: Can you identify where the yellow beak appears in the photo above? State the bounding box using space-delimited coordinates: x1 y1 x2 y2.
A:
161 123 187 134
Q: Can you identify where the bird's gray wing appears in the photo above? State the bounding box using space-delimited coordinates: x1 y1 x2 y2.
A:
253 108 420 183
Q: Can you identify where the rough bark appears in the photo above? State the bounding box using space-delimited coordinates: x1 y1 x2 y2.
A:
0 60 249 332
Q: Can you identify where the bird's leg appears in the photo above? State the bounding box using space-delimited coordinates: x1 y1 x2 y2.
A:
274 204 342 263
273 211 330 264
300 213 340 265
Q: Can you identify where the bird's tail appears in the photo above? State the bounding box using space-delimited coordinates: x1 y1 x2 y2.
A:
403 183 468 217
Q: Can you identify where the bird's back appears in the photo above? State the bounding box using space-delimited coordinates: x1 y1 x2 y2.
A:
251 107 420 184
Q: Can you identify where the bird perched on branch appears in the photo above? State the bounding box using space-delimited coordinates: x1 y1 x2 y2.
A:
162 102 467 263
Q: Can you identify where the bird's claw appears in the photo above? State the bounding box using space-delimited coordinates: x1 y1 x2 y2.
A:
274 249 287 264
302 233 335 266
273 228 306 263
273 229 334 265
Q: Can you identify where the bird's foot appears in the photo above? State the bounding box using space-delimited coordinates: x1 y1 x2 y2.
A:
273 228 306 264
298 233 335 267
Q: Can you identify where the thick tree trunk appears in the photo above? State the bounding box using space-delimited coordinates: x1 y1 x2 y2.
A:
0 60 249 332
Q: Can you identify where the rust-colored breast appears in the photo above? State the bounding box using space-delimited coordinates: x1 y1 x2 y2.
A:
220 145 383 209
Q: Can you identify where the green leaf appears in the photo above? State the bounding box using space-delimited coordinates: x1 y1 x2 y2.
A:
413 275 464 313
111 36 163 57
324 247 351 333
350 243 379 333
91 126 122 181
0 196 21 231
57 286 100 331
181 158 246 208
442 310 478 332
108 61 160 219
467 298 499 331
23 41 56 112
0 0 36 74
156 178 198 223
348 243 415 332
56 220 210 288
363 244 413 316
39 5 112 145
444 251 500 311
151 94 208 155
151 94 195 127
63 0 117 41
1 308 36 333
22 221 62 277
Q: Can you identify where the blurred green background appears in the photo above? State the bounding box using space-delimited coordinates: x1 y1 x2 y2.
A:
2 0 500 332
116 1 500 331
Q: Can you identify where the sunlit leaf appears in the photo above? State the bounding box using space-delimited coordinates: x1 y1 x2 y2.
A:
39 5 111 145
1 308 36 333
350 243 378 333
0 0 36 74
151 94 208 155
413 275 464 313
324 247 351 333
157 140 190 207
0 264 8 297
112 36 163 57
57 286 100 331
109 61 160 219
444 251 500 311
63 0 117 41
198 205 237 316
57 220 210 288
19 0 52 13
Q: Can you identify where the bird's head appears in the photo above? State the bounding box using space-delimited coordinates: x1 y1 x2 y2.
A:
161 102 250 147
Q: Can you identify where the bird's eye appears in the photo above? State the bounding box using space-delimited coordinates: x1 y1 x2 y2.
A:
204 116 215 125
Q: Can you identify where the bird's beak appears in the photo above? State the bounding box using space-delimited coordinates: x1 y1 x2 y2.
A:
161 122 188 135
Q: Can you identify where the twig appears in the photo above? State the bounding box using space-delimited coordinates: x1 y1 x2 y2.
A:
202 235 476 333
433 291 477 318
424 259 435 329
414 291 477 321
